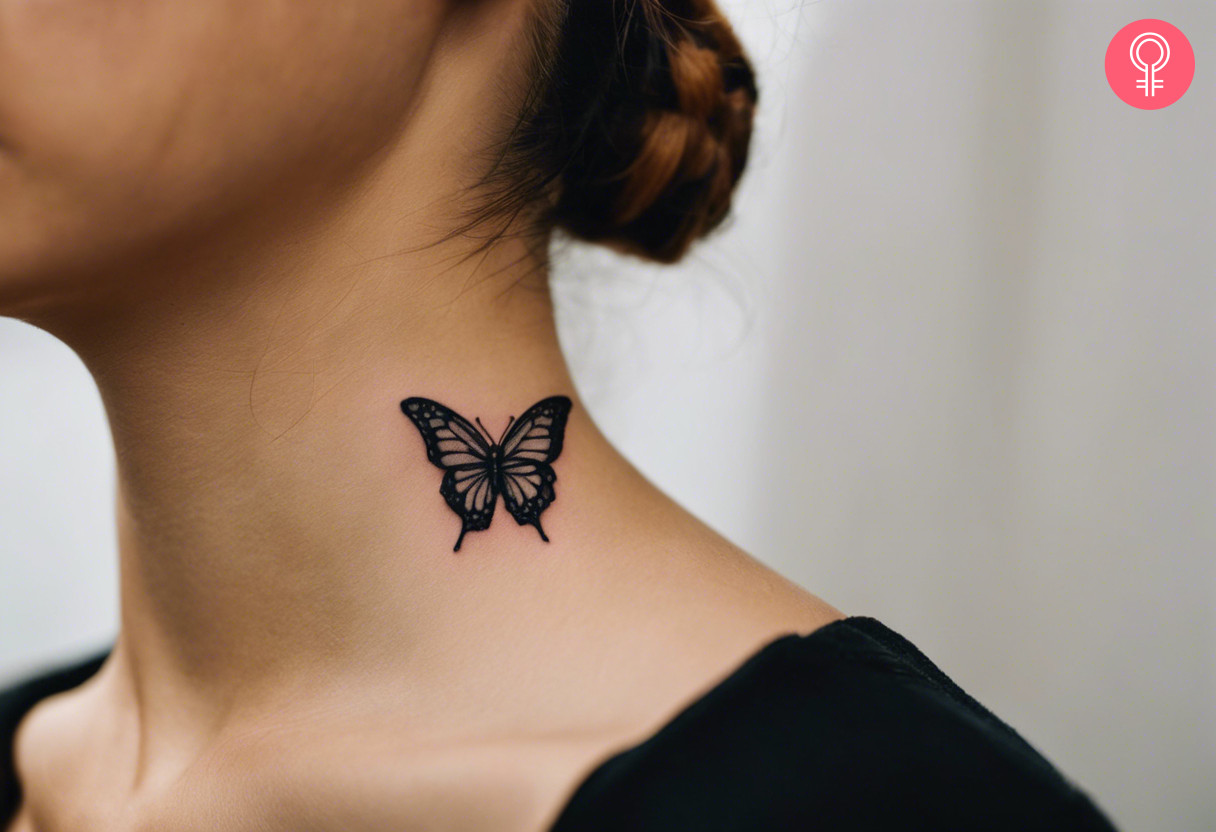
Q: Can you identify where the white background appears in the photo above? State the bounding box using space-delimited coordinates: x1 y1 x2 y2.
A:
1 2 1212 830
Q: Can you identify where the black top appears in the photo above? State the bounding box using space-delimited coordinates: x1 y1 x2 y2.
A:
1 616 1117 831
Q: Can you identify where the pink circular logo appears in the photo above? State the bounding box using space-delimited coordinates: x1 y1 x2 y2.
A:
1105 20 1195 109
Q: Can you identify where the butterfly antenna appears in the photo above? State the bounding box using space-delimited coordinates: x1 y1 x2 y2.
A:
474 417 495 445
498 415 515 444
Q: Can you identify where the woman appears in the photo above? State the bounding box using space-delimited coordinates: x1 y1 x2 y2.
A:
0 0 1117 829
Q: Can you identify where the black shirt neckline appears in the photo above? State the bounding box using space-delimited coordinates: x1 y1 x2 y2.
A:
0 617 865 827
547 615 880 827
1 616 1119 831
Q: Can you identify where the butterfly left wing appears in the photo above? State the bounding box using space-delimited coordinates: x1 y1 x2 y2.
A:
497 396 572 542
400 397 497 551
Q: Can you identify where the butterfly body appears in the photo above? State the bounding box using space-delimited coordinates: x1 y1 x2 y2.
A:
400 396 572 551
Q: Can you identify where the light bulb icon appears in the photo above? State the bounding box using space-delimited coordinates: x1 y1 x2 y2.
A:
1129 32 1169 97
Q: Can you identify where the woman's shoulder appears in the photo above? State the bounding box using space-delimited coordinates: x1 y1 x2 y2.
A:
548 616 1119 831
0 619 1119 832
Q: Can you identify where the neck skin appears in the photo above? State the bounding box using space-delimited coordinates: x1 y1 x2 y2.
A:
33 146 794 794
56 199 606 732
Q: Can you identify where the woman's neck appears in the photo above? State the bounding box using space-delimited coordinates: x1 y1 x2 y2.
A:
36 184 668 761
16 190 842 816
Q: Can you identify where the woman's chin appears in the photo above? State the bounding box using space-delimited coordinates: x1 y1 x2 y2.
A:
0 230 101 326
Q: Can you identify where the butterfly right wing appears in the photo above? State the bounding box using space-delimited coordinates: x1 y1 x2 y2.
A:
400 397 497 551
497 396 572 542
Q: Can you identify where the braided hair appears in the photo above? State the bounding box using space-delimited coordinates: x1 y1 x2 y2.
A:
455 0 759 266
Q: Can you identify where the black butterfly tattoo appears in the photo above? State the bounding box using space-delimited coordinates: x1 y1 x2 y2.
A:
400 396 573 551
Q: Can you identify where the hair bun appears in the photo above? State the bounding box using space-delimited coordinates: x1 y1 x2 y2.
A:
543 0 759 264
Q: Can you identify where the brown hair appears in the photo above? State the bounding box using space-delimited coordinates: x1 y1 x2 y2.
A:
449 0 759 267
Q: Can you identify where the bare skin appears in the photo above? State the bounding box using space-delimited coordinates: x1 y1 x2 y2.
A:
0 1 843 830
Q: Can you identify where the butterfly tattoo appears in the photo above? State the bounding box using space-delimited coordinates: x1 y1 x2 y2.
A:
400 396 573 551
